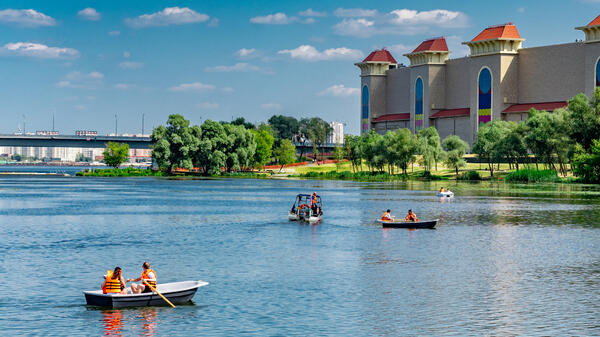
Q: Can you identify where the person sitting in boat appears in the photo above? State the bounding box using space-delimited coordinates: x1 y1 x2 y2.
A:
310 193 320 216
102 267 127 294
439 187 444 192
127 262 157 294
446 188 451 192
381 209 394 221
405 209 419 222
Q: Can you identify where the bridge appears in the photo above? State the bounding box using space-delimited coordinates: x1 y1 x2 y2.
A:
0 134 152 149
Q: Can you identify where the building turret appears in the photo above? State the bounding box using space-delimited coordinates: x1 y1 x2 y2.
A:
575 15 600 43
463 23 524 57
355 49 397 134
403 37 449 66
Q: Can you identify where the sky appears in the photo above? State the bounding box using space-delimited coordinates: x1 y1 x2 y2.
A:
0 0 599 135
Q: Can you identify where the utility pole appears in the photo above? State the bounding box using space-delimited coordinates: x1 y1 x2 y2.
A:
22 114 26 135
142 113 145 135
52 114 55 132
114 114 118 136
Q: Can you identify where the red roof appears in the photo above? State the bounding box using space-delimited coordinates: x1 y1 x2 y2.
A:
471 23 521 42
411 37 448 53
502 101 567 113
588 15 600 27
362 49 397 63
430 108 470 119
371 113 410 122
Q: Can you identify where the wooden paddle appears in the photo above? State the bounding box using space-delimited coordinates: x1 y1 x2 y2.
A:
143 280 176 308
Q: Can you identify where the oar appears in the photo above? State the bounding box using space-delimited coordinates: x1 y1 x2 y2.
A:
143 280 176 308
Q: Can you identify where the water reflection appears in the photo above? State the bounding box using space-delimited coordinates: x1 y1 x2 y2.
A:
101 310 123 336
100 308 158 337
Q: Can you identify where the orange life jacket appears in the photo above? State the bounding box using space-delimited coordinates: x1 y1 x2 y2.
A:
141 269 157 288
104 270 122 294
381 212 392 221
310 195 317 205
405 213 419 222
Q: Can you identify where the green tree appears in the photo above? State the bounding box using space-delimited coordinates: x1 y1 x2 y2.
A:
566 91 600 150
103 141 130 168
223 123 256 172
416 127 443 173
442 135 469 174
195 120 229 175
344 135 362 173
525 109 572 175
333 143 345 171
231 117 256 130
385 129 417 175
301 117 332 161
151 114 200 171
268 115 300 145
252 126 275 168
274 139 296 172
572 139 600 183
472 120 510 177
496 122 528 170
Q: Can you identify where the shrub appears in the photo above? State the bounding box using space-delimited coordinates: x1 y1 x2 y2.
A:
504 169 559 182
457 170 482 181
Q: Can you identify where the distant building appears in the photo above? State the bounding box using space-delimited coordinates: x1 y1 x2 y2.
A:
75 130 98 136
356 14 600 145
36 130 59 136
327 122 344 144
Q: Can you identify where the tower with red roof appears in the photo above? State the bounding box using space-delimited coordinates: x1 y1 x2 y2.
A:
354 49 398 134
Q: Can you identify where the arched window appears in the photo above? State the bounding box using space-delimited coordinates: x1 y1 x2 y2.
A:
596 58 600 87
478 68 492 127
415 77 423 131
361 86 369 133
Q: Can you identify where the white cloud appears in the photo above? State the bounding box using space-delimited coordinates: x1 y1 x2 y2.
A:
78 8 101 21
318 84 360 97
387 44 414 56
123 51 130 58
208 18 219 27
74 104 86 111
205 63 259 72
168 82 215 92
1 42 79 59
119 61 144 69
0 9 56 27
250 13 293 24
88 71 104 79
445 35 470 58
197 102 219 109
333 19 376 38
517 7 525 13
108 30 120 36
299 9 327 17
261 103 282 110
303 18 316 24
221 87 234 93
236 48 257 58
389 9 467 27
334 8 468 37
114 83 134 90
125 7 210 28
56 71 104 89
334 8 378 18
278 45 364 61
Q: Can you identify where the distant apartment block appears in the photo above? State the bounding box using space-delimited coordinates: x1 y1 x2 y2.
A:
75 130 98 136
36 131 59 136
327 122 344 144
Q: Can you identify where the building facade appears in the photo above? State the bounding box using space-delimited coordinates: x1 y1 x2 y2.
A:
356 15 600 145
327 122 344 144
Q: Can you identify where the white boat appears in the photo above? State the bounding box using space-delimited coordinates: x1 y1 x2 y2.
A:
288 193 323 223
437 191 454 197
83 280 208 308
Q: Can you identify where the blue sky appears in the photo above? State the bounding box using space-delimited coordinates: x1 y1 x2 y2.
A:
0 0 598 135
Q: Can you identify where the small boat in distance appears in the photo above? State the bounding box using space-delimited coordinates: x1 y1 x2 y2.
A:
378 219 438 229
437 191 454 198
288 193 323 223
84 280 208 308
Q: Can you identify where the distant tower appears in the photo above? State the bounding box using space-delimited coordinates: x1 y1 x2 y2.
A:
355 49 397 135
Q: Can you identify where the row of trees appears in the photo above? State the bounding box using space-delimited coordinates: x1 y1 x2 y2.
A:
472 89 600 181
151 114 298 174
343 127 468 175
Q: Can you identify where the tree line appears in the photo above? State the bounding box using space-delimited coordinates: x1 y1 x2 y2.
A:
150 114 334 174
472 89 600 182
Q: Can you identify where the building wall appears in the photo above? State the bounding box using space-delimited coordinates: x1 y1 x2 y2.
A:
361 75 387 120
444 57 471 109
518 42 585 103
432 117 470 143
373 120 409 134
410 65 430 131
385 68 411 114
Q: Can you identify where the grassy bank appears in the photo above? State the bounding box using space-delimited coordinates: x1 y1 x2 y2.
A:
76 167 164 177
292 170 448 181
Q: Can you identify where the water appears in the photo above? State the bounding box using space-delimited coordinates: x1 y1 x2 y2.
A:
1 174 599 336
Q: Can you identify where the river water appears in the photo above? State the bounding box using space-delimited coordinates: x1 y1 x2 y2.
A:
0 172 599 336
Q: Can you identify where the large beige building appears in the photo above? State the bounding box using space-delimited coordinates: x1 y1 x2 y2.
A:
356 15 600 144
